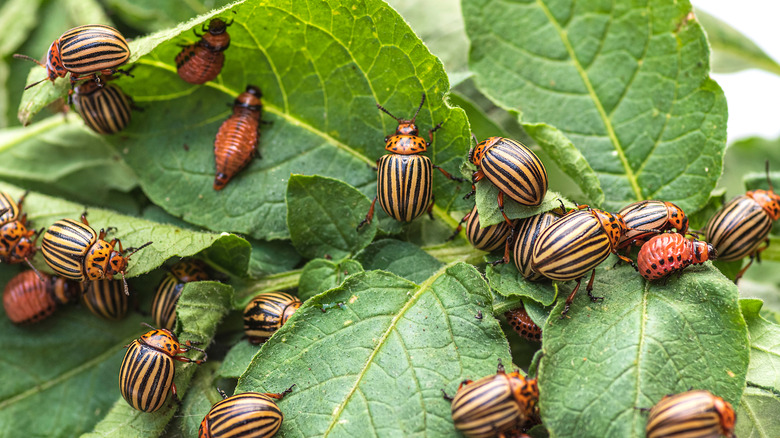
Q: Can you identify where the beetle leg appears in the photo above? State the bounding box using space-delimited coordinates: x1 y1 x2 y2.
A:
170 382 182 405
262 384 296 400
427 122 443 146
357 198 377 231
441 389 454 402
497 192 513 226
560 277 583 318
427 195 436 220
80 211 91 227
433 164 465 183
457 379 474 390
490 225 516 266
615 253 637 270
447 211 471 241
585 270 603 302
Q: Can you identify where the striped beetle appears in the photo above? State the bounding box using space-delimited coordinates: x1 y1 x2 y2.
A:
213 85 263 190
81 279 128 320
531 206 637 316
0 191 40 272
504 304 542 343
449 205 514 252
244 292 302 344
119 326 207 412
705 162 780 282
637 233 716 281
358 94 464 228
467 137 548 225
176 18 232 85
72 78 134 134
40 212 151 294
617 200 689 250
152 259 209 329
444 359 539 438
199 386 295 438
646 390 736 438
512 211 559 281
3 270 78 325
15 24 130 89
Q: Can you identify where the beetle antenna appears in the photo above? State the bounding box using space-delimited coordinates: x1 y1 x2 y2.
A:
141 321 157 330
23 77 47 90
125 241 153 258
470 133 478 146
13 53 45 67
376 103 400 122
411 93 426 123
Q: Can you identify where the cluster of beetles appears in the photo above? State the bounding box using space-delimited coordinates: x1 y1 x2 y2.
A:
0 15 768 438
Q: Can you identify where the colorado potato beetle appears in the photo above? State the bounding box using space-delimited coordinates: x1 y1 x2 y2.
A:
0 191 40 271
244 292 302 344
617 200 689 250
213 85 263 190
81 279 128 320
646 390 736 438
531 206 636 316
637 233 716 281
14 24 130 89
504 305 542 342
176 18 232 84
72 78 134 134
198 386 295 438
705 162 780 282
358 94 463 228
119 326 207 412
512 212 559 281
2 270 78 324
151 259 209 329
40 212 151 294
467 137 548 225
445 359 539 438
449 205 513 252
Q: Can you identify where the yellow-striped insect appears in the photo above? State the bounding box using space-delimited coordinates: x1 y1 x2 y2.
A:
81 279 127 320
445 359 539 438
617 200 689 250
705 163 780 282
512 212 559 281
15 24 130 89
151 259 209 329
73 79 134 134
531 207 635 316
646 390 736 438
243 292 302 344
198 386 294 438
450 205 514 252
40 212 151 294
119 326 206 412
358 94 463 228
467 137 548 225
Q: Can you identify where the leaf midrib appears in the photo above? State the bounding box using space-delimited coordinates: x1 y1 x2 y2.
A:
322 263 456 436
535 0 643 201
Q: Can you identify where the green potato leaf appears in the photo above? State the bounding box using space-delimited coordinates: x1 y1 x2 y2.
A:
736 385 780 438
287 174 376 261
539 261 748 437
741 299 780 391
463 0 727 213
237 264 512 437
354 238 443 284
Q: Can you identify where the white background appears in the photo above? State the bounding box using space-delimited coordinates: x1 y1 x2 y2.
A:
691 0 780 142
